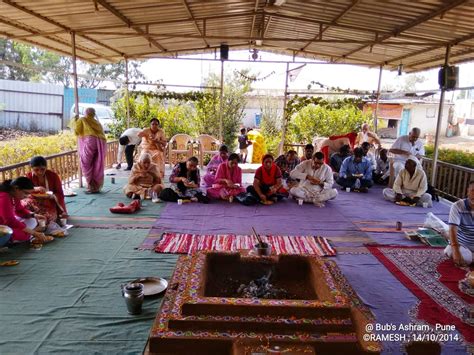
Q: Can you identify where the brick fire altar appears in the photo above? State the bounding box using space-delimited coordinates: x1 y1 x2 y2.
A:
146 252 380 354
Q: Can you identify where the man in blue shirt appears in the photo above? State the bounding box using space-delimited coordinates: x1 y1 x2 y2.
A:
445 180 474 266
336 147 373 192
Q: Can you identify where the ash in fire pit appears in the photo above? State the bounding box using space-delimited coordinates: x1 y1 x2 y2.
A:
236 271 291 299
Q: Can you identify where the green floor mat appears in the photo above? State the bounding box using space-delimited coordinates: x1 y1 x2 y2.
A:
0 226 178 354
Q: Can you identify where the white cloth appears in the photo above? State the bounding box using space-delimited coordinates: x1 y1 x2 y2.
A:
289 161 337 203
376 157 389 178
117 128 143 163
366 152 376 170
391 135 425 161
393 167 428 198
382 188 432 207
444 245 473 265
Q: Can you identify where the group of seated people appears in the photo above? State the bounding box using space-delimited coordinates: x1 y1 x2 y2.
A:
0 156 68 246
120 125 433 209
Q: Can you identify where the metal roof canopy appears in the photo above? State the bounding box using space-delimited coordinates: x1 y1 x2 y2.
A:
0 0 473 72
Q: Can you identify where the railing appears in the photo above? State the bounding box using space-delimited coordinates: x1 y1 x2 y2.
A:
0 140 119 187
422 158 473 201
283 143 473 200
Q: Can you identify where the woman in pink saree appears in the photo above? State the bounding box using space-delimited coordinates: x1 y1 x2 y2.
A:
206 153 245 202
203 144 228 187
70 107 107 193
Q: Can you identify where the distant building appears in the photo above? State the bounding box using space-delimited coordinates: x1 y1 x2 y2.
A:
242 90 284 128
364 97 454 139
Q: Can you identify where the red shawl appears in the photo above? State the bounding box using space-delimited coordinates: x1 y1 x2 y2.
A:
27 170 67 214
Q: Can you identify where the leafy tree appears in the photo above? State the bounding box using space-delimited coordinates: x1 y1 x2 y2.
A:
195 70 251 150
287 103 371 143
0 39 144 88
259 95 282 155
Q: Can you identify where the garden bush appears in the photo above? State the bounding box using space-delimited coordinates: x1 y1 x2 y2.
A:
0 132 77 166
425 145 474 169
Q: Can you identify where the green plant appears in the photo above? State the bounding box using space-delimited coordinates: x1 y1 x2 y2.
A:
287 103 370 143
425 145 474 169
0 132 77 166
259 96 282 155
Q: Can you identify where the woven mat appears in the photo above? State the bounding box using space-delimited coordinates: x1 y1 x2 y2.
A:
154 233 336 256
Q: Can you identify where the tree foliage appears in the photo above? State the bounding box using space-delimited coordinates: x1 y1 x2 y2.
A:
259 96 282 155
287 102 372 143
0 39 144 88
111 70 252 151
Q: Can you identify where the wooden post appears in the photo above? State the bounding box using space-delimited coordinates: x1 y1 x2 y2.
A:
71 31 83 188
278 62 290 156
431 45 451 186
373 64 383 133
219 59 224 142
125 57 130 128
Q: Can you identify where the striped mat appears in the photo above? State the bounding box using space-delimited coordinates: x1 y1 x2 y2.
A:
154 233 336 256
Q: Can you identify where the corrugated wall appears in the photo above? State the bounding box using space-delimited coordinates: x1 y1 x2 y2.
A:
63 88 97 126
0 79 64 132
97 89 114 106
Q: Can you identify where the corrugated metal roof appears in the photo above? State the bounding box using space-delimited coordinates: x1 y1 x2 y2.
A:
0 0 473 72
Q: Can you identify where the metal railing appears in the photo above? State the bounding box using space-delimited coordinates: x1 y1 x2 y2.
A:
0 140 119 187
422 158 473 200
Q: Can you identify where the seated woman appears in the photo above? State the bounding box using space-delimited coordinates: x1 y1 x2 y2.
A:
23 156 68 230
246 154 287 205
206 153 246 202
0 177 51 244
124 153 163 199
160 156 209 203
203 145 229 187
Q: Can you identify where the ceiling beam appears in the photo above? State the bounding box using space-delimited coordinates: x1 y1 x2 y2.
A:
0 15 105 60
94 0 166 52
383 31 474 66
2 0 123 58
339 0 469 60
0 30 98 63
301 0 360 51
249 0 260 40
406 46 474 69
182 0 208 47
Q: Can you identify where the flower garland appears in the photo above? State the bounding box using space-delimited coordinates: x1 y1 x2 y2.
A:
129 90 212 101
285 96 364 117
308 81 375 96
235 70 275 82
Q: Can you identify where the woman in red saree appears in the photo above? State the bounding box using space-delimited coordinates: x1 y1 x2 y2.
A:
247 154 287 205
206 153 245 201
24 156 67 225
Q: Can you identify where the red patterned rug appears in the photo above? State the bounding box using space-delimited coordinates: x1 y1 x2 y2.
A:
154 233 336 256
367 245 473 343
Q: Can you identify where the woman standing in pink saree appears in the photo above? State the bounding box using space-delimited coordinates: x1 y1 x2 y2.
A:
70 107 107 193
206 153 245 202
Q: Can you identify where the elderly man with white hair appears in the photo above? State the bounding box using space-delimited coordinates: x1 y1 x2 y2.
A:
383 156 432 207
355 123 381 148
389 127 425 178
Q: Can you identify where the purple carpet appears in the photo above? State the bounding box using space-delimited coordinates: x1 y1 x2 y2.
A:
148 187 466 354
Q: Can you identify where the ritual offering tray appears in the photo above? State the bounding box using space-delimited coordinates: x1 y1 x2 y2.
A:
146 251 380 354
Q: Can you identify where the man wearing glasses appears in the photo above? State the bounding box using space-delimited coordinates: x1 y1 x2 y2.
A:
289 152 337 207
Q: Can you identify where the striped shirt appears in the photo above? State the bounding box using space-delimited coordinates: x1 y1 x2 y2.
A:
448 198 474 251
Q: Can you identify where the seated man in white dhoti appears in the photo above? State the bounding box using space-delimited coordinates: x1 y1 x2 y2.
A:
383 156 432 207
389 127 425 178
289 152 337 206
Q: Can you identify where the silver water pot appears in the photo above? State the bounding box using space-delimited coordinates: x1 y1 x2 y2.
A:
121 282 144 315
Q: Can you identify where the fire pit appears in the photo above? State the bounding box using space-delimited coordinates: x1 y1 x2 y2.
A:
146 252 380 354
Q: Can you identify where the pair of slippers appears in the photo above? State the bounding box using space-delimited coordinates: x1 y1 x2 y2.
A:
110 200 141 214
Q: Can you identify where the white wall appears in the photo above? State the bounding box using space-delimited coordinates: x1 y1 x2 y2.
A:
407 103 452 137
0 79 64 132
